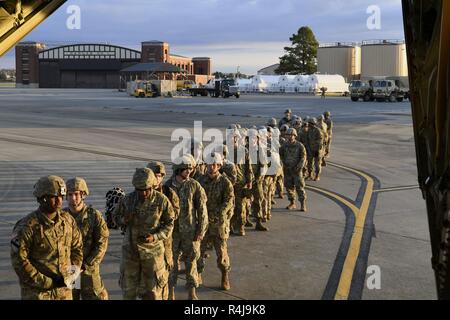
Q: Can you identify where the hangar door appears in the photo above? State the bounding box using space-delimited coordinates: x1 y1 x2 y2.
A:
60 71 118 88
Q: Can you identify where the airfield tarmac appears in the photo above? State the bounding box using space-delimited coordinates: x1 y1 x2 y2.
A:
0 89 435 300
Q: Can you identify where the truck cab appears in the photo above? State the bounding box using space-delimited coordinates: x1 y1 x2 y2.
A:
218 79 240 98
372 80 408 102
349 80 373 102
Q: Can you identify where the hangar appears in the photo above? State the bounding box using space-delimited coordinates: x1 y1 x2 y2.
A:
15 41 212 88
37 44 141 88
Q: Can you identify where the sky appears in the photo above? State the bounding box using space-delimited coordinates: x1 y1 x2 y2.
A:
0 0 405 74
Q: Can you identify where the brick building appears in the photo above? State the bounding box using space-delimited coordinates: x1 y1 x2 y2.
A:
15 40 212 88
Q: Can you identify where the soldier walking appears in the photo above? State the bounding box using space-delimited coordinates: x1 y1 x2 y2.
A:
198 153 234 291
114 168 175 300
65 177 109 300
280 129 308 212
11 176 83 300
164 155 208 300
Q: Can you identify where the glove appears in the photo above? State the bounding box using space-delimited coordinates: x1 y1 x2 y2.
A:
53 276 66 288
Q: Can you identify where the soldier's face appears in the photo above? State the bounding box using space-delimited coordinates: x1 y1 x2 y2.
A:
67 191 83 208
154 173 164 187
207 163 221 175
288 134 296 142
136 188 152 200
41 195 63 213
285 113 291 120
179 168 192 180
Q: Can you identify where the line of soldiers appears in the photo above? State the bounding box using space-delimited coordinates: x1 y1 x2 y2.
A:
10 109 333 300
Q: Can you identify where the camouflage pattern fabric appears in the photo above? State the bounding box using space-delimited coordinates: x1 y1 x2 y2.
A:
197 173 234 274
11 209 83 300
164 176 208 289
65 204 109 300
113 190 174 300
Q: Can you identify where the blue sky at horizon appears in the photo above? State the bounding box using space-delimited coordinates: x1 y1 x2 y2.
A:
0 0 405 74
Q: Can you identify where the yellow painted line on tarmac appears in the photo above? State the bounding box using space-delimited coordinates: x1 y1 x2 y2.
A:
328 163 374 300
306 185 359 215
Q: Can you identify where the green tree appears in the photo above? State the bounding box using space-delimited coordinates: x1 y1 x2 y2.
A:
275 26 319 75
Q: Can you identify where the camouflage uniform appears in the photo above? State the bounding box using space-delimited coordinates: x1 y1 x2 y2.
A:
11 176 83 300
114 168 175 300
249 134 269 231
164 170 208 293
197 170 234 288
324 112 333 157
306 121 326 180
65 204 109 300
280 129 308 210
230 144 253 235
278 109 293 128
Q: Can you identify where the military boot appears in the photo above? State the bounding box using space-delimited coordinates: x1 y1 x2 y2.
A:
322 159 327 167
221 271 231 291
238 226 246 236
245 218 254 228
286 200 296 210
168 286 176 300
198 273 203 285
300 200 307 212
255 218 269 231
188 287 198 300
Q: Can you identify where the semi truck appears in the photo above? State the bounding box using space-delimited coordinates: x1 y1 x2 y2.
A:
187 79 240 98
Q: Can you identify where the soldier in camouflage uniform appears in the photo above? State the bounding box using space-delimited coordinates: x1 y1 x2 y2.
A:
280 128 308 211
248 129 269 231
164 155 208 300
317 115 329 167
198 153 234 291
297 120 310 178
147 161 180 279
293 117 303 136
114 168 175 300
229 130 253 236
323 111 333 158
278 108 293 128
11 176 83 300
218 144 237 234
306 118 326 181
64 177 109 300
275 124 289 198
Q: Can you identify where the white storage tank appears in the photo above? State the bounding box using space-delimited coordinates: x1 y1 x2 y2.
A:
317 42 361 82
361 40 408 79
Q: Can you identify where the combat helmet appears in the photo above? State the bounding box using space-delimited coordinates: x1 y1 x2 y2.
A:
267 118 277 127
172 154 195 172
66 177 89 196
147 161 166 176
207 152 224 165
286 128 298 137
324 111 331 117
280 124 290 132
308 117 317 125
33 175 67 198
132 168 156 190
